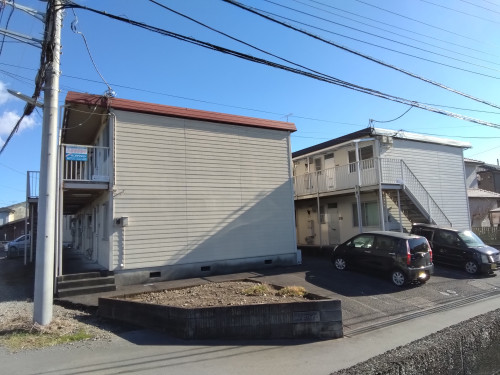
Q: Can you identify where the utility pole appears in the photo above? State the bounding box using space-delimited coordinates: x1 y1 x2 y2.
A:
33 0 62 326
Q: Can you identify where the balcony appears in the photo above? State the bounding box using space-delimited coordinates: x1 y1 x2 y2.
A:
294 158 451 226
61 144 110 214
294 158 379 197
62 144 110 183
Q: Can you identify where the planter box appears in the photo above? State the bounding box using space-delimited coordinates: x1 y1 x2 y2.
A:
99 292 343 340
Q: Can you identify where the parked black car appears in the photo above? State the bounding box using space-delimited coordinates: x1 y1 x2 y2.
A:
331 231 434 286
410 223 500 275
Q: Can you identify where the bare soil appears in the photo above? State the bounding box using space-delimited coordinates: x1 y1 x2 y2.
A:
127 281 309 308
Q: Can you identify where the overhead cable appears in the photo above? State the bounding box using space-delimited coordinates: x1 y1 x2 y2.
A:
264 0 500 72
291 0 500 67
303 0 498 58
223 0 500 109
70 8 115 97
62 1 500 129
419 0 500 24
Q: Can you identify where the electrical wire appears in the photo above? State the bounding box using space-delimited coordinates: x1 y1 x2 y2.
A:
0 0 15 56
264 0 500 73
0 0 51 155
55 2 500 130
354 0 485 44
70 8 115 97
3 61 500 117
418 0 500 24
224 0 500 108
303 0 498 58
254 4 500 80
292 0 500 67
370 106 413 124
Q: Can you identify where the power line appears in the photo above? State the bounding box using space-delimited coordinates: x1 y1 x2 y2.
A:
264 0 500 73
354 0 487 45
370 106 413 124
255 4 500 80
69 8 115 97
224 0 500 109
0 0 16 56
62 1 500 130
303 0 498 58
292 0 500 67
419 0 500 24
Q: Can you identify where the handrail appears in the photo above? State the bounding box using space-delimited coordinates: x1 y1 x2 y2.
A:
293 157 452 226
399 160 452 226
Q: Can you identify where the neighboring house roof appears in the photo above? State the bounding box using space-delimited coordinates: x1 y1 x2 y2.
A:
467 188 500 198
64 92 296 133
479 163 500 172
464 158 485 165
292 127 471 158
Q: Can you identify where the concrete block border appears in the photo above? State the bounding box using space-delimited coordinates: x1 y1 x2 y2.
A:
98 282 343 340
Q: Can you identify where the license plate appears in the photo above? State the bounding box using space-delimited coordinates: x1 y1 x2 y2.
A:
491 264 498 270
418 272 427 279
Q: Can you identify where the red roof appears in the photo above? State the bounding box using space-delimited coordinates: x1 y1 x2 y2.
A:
65 92 296 132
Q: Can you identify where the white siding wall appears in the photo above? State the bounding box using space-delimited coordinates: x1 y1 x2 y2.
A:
111 110 296 270
381 139 469 229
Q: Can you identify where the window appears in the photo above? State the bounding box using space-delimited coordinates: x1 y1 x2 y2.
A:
314 158 322 172
350 234 375 248
348 145 374 173
353 201 379 227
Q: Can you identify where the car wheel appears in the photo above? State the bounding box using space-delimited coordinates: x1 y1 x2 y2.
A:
391 270 407 287
333 257 347 271
465 260 479 275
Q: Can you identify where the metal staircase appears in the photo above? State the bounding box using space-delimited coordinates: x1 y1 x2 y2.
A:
385 161 451 227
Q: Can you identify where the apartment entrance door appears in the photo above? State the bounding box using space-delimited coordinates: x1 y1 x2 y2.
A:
328 203 340 245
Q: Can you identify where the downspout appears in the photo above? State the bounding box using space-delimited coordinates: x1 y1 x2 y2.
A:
354 141 363 233
461 151 471 230
316 171 322 247
24 176 28 265
109 111 116 270
376 139 385 231
286 132 298 251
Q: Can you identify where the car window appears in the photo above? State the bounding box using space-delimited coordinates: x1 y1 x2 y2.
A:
435 230 457 246
457 230 485 247
374 236 399 252
408 237 429 253
419 229 434 242
351 234 375 248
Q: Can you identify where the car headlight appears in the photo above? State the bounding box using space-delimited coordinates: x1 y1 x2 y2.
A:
480 254 493 264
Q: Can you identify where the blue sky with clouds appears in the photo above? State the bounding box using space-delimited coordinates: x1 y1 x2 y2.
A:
1 0 500 207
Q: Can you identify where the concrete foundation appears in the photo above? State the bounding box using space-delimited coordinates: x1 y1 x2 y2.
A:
98 288 343 340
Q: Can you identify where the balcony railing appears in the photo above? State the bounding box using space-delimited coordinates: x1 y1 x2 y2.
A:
294 158 379 196
62 144 110 182
27 171 40 199
293 157 451 226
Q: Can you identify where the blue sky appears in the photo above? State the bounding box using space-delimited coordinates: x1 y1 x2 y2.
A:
1 0 499 207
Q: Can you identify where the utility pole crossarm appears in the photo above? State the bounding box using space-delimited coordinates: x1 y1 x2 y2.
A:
5 1 46 22
0 28 42 48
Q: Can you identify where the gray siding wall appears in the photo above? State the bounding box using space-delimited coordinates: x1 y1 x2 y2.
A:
111 110 296 270
381 138 469 229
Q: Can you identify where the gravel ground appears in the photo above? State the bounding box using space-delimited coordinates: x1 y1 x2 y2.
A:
0 253 117 352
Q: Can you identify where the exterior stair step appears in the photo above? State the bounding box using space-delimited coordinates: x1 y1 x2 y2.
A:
56 272 116 297
57 284 117 298
57 275 116 290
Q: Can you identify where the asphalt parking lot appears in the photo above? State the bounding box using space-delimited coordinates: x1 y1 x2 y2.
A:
2 247 500 338
285 253 500 336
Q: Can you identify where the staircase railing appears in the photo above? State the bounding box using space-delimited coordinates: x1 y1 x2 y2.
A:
383 159 451 227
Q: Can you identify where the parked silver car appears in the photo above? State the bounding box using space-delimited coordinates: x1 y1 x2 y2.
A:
7 234 31 258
